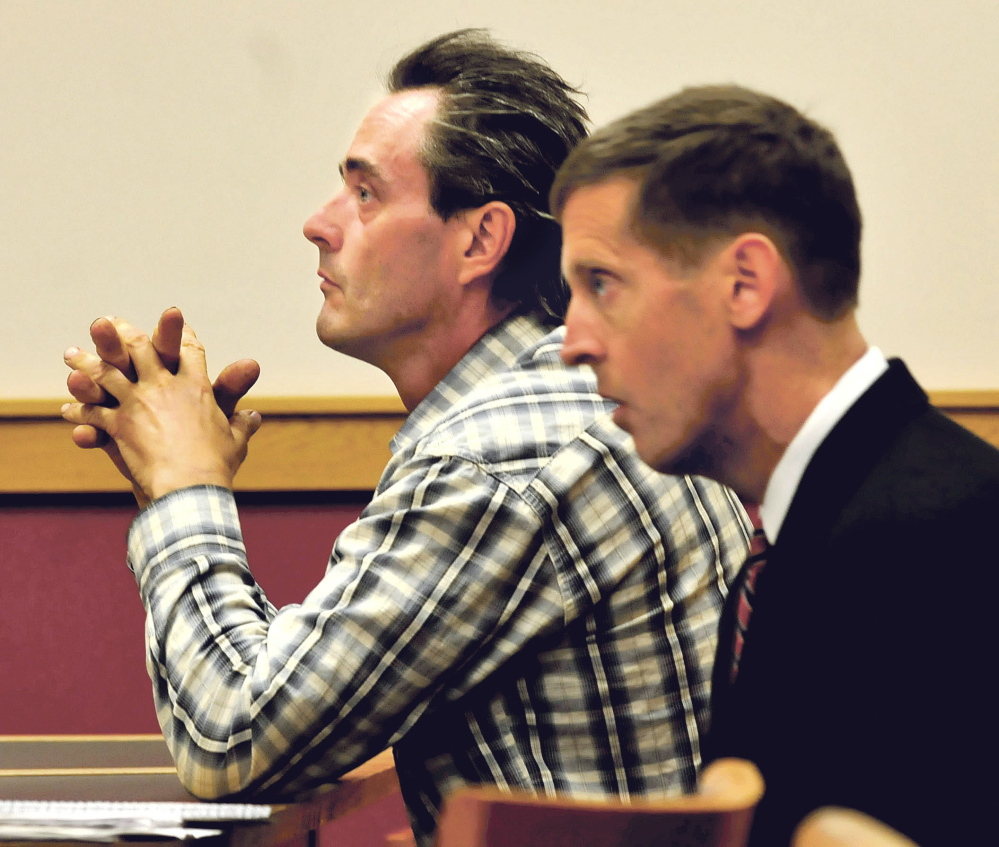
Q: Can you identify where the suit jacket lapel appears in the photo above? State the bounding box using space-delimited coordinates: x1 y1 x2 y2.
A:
777 360 928 554
707 360 929 749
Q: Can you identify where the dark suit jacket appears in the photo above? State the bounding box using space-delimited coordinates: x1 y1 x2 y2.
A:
704 360 999 846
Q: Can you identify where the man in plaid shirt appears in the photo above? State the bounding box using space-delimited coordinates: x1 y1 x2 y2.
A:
63 30 749 844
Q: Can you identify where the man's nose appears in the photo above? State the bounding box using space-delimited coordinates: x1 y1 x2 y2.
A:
303 198 345 252
560 300 604 367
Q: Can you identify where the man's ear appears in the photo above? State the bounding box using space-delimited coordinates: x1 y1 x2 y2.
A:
725 233 782 331
457 201 516 285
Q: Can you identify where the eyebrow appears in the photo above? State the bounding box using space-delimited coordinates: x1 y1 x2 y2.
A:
566 259 606 278
339 157 384 182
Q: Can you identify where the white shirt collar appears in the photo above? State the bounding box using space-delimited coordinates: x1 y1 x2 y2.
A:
758 347 888 544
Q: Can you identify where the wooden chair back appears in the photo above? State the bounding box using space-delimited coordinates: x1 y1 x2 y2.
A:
432 758 764 847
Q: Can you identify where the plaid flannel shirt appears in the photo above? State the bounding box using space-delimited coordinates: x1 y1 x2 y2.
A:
127 314 750 844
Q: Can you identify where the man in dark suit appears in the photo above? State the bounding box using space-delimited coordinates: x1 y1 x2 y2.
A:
551 84 998 846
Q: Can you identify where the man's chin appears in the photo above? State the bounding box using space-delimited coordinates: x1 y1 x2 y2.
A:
316 324 377 366
608 408 714 478
636 438 714 479
316 315 351 349
627 431 671 474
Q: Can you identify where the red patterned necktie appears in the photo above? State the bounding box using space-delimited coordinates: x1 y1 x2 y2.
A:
730 527 769 682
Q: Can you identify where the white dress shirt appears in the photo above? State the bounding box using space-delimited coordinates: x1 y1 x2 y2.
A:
758 347 888 544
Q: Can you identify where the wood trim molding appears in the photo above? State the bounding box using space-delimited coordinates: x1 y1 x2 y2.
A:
925 390 999 451
0 396 408 494
2 392 997 494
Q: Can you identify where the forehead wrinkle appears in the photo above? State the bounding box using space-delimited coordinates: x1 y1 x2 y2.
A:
564 224 627 275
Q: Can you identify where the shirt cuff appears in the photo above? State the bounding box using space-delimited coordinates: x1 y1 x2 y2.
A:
126 485 242 583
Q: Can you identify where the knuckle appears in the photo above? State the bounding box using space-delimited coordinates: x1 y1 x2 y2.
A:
181 334 206 354
122 330 149 352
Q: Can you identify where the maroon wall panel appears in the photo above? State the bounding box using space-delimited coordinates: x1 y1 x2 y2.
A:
1 498 150 732
0 494 367 733
0 492 411 845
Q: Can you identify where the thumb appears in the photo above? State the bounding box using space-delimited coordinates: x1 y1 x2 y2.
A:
72 423 110 449
230 408 262 443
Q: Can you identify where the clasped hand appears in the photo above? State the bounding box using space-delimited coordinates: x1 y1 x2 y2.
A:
61 308 262 506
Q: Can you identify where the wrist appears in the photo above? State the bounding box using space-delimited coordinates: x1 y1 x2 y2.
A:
148 467 234 501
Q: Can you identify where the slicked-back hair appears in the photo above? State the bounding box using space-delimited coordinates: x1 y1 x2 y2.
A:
551 85 862 320
389 29 588 324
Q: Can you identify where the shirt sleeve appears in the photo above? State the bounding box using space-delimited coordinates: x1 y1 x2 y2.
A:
126 455 560 801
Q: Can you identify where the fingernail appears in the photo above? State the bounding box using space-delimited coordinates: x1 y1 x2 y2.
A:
60 403 71 414
64 347 79 359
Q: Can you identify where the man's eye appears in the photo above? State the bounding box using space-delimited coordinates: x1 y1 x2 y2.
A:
590 272 608 296
357 186 372 202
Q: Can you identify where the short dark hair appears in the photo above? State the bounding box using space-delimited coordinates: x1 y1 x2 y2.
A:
551 85 862 320
389 29 588 324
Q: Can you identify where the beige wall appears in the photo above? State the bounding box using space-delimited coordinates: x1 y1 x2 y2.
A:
3 0 997 400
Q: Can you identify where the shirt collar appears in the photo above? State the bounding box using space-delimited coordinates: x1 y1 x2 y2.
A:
390 313 551 453
758 346 888 544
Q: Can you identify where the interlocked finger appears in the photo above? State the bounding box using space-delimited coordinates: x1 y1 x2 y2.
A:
63 346 138 402
152 307 184 373
60 398 113 436
90 316 135 380
101 317 176 381
67 367 112 407
175 320 211 378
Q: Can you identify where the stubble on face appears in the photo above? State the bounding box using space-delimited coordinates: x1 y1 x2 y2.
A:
309 89 462 369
